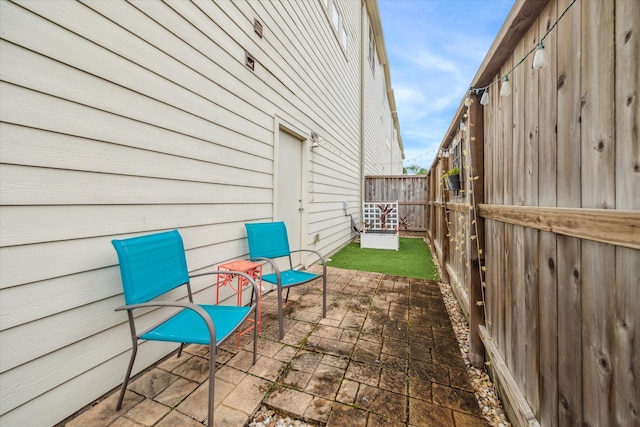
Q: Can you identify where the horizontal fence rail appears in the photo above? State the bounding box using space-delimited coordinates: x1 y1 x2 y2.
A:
478 205 640 250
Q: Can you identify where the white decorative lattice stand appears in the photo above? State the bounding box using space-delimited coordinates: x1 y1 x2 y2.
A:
360 201 399 250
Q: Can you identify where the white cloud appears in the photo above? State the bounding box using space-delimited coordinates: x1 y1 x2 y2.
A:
379 0 514 170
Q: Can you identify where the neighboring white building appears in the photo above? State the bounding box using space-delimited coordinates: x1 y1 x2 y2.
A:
0 1 402 425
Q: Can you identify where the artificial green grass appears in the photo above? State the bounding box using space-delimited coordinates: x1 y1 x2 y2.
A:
327 237 440 281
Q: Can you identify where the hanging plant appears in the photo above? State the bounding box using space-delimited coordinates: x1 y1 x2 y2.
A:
444 167 461 191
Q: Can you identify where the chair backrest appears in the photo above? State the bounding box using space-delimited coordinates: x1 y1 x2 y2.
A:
245 222 291 260
112 230 190 305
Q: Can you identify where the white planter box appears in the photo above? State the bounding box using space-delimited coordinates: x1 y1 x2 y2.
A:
360 232 399 250
360 201 400 250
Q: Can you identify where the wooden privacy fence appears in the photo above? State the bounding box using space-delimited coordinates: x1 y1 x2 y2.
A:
427 1 639 427
364 175 428 233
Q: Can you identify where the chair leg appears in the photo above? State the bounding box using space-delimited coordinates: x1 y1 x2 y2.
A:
322 276 327 318
208 343 216 427
277 284 284 340
253 304 258 364
285 287 290 303
116 341 138 411
177 343 185 358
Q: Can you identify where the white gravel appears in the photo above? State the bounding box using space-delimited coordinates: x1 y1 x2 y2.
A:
249 407 315 427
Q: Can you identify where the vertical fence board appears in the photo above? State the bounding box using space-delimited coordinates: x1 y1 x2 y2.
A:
580 0 615 210
538 230 558 425
615 0 640 207
537 2 559 425
523 22 541 414
556 236 582 425
538 2 558 210
581 1 616 426
512 225 525 386
497 58 512 359
556 0 583 424
581 241 615 426
614 1 640 424
490 87 502 351
510 35 526 388
614 247 640 426
488 91 501 344
524 228 540 413
485 83 500 351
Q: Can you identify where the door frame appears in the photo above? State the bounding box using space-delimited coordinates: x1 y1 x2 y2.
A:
273 115 312 266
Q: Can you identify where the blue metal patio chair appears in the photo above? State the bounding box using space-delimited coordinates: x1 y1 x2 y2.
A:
112 230 258 427
245 221 326 340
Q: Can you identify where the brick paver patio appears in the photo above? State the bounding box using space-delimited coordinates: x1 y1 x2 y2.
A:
63 266 486 426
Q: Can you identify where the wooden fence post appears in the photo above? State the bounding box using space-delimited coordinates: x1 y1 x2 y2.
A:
439 159 450 284
468 93 486 368
428 171 436 242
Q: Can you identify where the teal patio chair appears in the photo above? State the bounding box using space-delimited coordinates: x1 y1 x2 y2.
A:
245 221 326 339
112 230 258 427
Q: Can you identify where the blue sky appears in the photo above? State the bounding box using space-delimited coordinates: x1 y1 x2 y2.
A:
378 0 514 172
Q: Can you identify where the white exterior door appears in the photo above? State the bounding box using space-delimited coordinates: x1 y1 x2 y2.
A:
276 128 304 266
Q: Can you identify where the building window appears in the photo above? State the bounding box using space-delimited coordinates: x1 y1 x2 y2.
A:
332 3 340 30
368 21 376 74
341 22 348 51
320 0 348 56
382 75 387 104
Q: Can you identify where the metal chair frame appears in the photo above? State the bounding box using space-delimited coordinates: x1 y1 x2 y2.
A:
112 230 258 427
245 222 326 339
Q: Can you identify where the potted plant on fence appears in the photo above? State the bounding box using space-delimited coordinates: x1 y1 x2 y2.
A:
444 167 461 191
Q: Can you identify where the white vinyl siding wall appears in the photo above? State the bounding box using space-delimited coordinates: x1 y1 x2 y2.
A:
362 11 402 176
0 1 399 425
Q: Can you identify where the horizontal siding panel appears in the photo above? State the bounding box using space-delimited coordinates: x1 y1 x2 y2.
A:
0 212 270 287
1 324 176 418
309 209 351 227
255 0 357 135
5 1 274 139
0 87 273 172
0 41 271 148
1 224 261 328
0 204 271 247
0 268 122 331
1 296 126 375
0 125 271 187
312 172 359 193
1 279 240 400
312 184 359 199
1 165 272 205
149 0 324 130
312 146 361 174
0 341 175 426
217 0 360 144
310 192 361 204
313 154 361 179
0 237 123 290
216 1 333 117
78 1 275 131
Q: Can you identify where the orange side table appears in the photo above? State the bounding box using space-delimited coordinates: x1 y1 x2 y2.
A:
216 260 262 348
